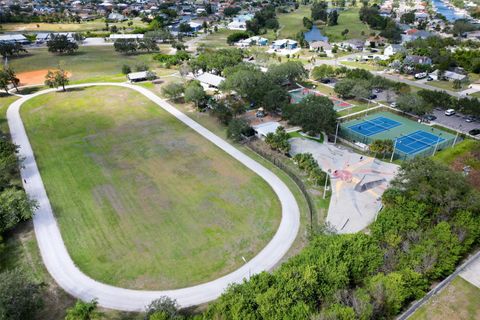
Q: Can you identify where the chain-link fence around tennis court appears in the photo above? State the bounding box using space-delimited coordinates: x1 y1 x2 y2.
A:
339 111 458 160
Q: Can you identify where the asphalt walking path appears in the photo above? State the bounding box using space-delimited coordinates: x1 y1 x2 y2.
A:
6 83 300 311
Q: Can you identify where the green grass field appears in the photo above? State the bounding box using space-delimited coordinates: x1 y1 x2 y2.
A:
321 7 372 42
21 86 281 289
410 277 480 320
197 29 237 49
1 18 147 33
8 46 175 83
278 5 311 39
340 60 385 71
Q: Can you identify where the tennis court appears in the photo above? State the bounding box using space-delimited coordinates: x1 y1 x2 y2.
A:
396 130 444 155
348 116 401 136
289 88 352 110
340 111 457 160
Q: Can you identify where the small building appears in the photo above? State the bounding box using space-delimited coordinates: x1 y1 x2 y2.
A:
309 40 332 54
271 39 298 50
227 20 247 30
189 21 203 32
384 44 405 57
108 12 127 21
127 71 156 82
250 36 268 46
196 72 225 89
109 34 144 41
253 121 281 139
430 70 468 82
341 38 364 51
0 34 29 44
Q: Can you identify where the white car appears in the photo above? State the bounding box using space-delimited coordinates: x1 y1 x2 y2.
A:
414 72 428 80
445 109 456 116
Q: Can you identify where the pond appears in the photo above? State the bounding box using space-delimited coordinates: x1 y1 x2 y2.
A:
304 25 328 43
431 0 468 22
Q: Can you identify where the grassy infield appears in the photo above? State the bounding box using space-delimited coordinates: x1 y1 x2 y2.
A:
0 44 314 318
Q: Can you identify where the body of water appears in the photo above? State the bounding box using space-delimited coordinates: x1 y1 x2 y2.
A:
304 25 328 43
431 0 468 22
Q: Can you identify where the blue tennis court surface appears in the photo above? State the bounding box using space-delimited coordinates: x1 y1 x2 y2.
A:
396 130 444 155
348 116 401 136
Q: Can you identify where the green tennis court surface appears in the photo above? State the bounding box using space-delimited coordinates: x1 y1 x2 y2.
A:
340 111 457 160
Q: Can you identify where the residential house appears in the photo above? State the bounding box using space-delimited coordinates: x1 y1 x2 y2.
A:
108 12 127 21
402 29 432 43
341 38 364 51
196 72 225 90
0 34 29 44
271 39 298 50
309 40 333 56
430 69 468 82
253 121 281 139
364 35 387 48
384 44 406 57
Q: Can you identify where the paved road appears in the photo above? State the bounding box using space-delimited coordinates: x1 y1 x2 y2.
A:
7 83 300 311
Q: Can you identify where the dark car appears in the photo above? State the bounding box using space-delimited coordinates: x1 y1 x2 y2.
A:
320 78 331 84
423 114 437 121
469 129 480 136
368 94 378 100
465 116 476 123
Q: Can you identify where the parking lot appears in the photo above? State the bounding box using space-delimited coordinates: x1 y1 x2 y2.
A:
432 109 480 135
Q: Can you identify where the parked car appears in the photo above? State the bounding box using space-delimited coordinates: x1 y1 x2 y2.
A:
414 72 428 79
465 116 476 123
368 94 378 100
423 114 437 121
390 102 397 108
427 76 433 81
445 109 456 116
320 78 331 84
373 88 383 93
469 129 480 136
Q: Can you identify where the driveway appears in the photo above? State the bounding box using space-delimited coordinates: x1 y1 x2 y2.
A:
7 83 300 311
289 138 398 233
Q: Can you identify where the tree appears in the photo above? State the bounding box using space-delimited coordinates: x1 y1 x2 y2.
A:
286 95 337 135
137 38 159 52
312 2 328 21
121 64 131 75
328 10 339 26
227 118 252 142
400 11 415 24
226 32 250 45
350 83 371 100
65 299 100 320
0 269 43 320
44 69 70 91
0 188 37 233
114 39 138 54
178 23 193 33
184 81 206 108
452 79 462 90
145 297 180 319
369 139 393 158
267 61 307 86
5 67 20 92
47 34 78 54
161 82 185 101
396 93 430 115
265 126 291 154
0 69 10 93
0 42 27 59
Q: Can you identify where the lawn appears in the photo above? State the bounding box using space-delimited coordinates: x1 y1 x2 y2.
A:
197 29 238 49
21 86 281 289
321 7 372 42
340 60 385 71
410 277 480 320
278 5 312 39
337 104 373 117
1 18 147 33
429 80 468 92
8 46 174 83
0 94 19 133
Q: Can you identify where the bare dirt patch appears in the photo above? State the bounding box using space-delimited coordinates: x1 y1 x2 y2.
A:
17 69 72 86
451 149 480 190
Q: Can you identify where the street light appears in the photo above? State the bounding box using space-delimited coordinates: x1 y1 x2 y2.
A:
432 133 442 156
390 137 399 163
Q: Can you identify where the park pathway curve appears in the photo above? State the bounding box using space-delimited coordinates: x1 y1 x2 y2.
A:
6 83 300 311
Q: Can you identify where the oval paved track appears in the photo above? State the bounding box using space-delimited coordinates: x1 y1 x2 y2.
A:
6 83 300 311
